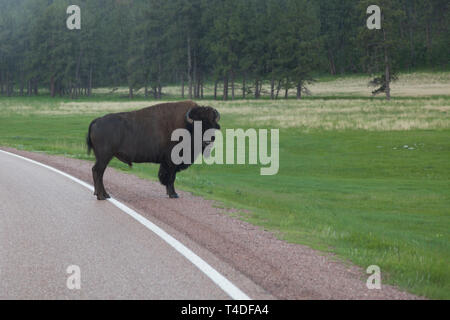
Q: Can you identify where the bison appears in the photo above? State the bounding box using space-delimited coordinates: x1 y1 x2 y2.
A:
86 101 220 200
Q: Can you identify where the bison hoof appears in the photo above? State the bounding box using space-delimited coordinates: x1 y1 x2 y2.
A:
169 193 179 199
96 192 111 200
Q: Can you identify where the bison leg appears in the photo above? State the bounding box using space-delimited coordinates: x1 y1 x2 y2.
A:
167 174 178 199
92 157 112 200
158 164 178 199
92 166 99 196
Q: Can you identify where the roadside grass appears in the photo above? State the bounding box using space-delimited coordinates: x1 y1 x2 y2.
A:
0 72 449 299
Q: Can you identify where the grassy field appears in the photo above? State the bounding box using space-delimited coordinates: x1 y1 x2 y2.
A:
0 72 449 299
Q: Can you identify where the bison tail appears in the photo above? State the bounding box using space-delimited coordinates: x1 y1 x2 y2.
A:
86 121 95 155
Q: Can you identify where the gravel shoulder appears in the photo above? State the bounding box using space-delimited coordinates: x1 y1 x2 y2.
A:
0 147 422 300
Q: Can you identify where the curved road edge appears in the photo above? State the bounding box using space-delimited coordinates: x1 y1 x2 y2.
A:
0 149 250 300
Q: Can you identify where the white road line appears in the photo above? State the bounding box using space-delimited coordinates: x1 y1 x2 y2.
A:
0 149 251 300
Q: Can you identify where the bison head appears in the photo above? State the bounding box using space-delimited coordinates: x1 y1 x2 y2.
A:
185 106 221 147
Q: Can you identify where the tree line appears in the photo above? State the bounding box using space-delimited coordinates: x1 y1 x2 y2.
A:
0 0 448 99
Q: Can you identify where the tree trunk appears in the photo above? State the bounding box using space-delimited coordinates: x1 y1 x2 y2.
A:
275 80 281 99
88 64 93 97
0 72 3 95
157 60 162 99
196 75 201 99
20 77 24 96
284 81 289 99
214 79 218 100
425 21 432 63
5 72 10 96
193 52 198 98
223 75 228 101
129 86 133 99
181 73 185 98
33 79 38 95
187 36 192 99
50 75 55 97
73 46 83 99
296 81 302 100
231 70 235 100
242 72 246 99
383 28 391 101
200 80 204 99
157 67 162 99
328 48 336 75
254 79 259 99
270 77 275 99
405 2 415 68
70 80 74 99
4 73 7 96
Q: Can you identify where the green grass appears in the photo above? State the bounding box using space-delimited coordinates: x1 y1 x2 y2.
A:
0 72 449 299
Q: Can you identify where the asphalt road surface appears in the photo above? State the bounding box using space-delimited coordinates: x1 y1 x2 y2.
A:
0 150 250 299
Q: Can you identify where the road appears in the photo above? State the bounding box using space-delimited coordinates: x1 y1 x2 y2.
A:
0 150 249 299
0 147 420 300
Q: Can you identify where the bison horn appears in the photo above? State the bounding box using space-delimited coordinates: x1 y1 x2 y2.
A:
186 109 194 124
215 109 220 122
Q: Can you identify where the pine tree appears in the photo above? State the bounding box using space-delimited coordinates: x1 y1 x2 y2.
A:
359 0 406 100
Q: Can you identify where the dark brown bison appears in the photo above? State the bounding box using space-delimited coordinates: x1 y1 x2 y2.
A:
86 101 220 200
